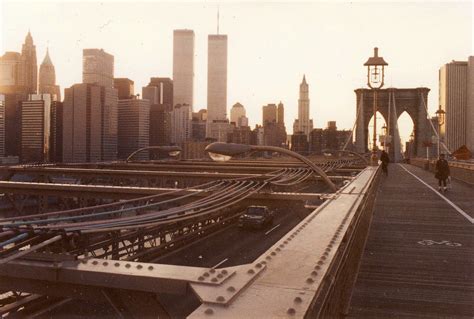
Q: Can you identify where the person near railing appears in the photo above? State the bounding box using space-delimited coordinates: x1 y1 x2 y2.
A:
380 150 390 176
435 153 451 192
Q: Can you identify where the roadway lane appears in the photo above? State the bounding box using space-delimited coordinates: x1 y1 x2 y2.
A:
156 202 312 268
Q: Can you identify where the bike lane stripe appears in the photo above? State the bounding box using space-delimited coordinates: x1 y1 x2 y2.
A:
398 164 474 224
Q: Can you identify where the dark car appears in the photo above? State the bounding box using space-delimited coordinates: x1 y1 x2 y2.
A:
238 206 274 229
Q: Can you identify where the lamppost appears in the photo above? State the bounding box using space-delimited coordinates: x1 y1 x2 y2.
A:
381 124 387 151
435 107 445 158
126 146 182 162
205 142 338 192
364 47 388 166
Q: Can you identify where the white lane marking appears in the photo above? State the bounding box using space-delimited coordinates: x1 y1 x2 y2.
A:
212 258 228 269
398 164 474 224
265 224 281 235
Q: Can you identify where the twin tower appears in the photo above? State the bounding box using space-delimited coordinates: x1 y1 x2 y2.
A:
172 30 227 129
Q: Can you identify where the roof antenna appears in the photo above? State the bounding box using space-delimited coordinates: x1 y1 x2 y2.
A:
217 6 220 35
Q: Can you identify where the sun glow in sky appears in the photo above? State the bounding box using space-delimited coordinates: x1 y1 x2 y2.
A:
1 0 472 134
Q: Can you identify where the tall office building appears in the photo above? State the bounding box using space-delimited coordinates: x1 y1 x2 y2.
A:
230 102 248 127
143 77 174 146
207 34 228 127
3 93 27 157
38 49 61 100
171 104 192 144
18 31 37 94
63 83 117 162
467 56 474 152
83 49 114 88
293 75 313 138
50 101 63 162
207 119 233 142
118 97 150 159
192 109 207 141
114 78 134 99
262 103 277 124
0 52 22 91
439 58 473 152
143 77 173 111
101 86 118 161
262 103 287 147
20 94 51 162
277 102 285 126
0 95 4 157
173 30 194 108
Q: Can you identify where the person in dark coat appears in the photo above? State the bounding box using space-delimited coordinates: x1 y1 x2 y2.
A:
435 153 450 192
380 150 390 175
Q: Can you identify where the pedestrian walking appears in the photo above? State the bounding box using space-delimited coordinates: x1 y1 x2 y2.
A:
435 153 450 192
380 150 390 176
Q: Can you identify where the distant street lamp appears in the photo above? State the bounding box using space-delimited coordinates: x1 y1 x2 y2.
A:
126 146 182 162
435 107 446 158
205 142 338 192
364 47 388 166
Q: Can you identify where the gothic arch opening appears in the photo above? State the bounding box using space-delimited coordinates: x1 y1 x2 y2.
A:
397 111 415 158
367 111 387 151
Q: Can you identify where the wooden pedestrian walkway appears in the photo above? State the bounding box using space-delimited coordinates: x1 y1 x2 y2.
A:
348 164 473 318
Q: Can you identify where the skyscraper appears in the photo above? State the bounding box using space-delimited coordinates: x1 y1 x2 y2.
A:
207 34 228 124
171 104 192 144
293 75 313 139
63 84 102 163
118 97 150 159
20 94 51 162
230 102 248 127
114 78 134 99
0 52 22 91
467 56 474 152
262 103 277 124
143 77 174 146
18 31 37 94
83 49 114 87
63 83 117 162
38 49 61 100
50 100 63 163
262 103 287 147
439 58 473 152
173 30 194 108
143 77 173 112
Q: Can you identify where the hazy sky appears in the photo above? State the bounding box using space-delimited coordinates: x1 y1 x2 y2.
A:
1 0 472 140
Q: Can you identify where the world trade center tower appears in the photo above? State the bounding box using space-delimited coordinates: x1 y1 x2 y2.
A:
172 30 194 109
207 34 228 124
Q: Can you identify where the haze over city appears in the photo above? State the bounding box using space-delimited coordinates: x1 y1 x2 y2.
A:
1 0 471 140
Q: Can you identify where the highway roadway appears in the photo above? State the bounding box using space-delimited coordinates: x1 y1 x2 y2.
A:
33 202 314 318
156 202 312 268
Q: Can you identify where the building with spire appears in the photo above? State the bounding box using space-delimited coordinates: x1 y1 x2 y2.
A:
293 75 313 140
19 31 37 94
39 49 60 100
0 31 38 158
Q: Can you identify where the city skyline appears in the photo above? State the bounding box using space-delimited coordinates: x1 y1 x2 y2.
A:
0 1 472 138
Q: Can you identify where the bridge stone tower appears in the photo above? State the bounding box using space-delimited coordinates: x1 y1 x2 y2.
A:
354 87 431 162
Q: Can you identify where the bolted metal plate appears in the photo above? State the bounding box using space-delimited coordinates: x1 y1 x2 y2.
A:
189 284 314 319
191 264 266 305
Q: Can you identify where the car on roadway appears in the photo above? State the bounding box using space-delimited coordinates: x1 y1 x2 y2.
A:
238 206 274 229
